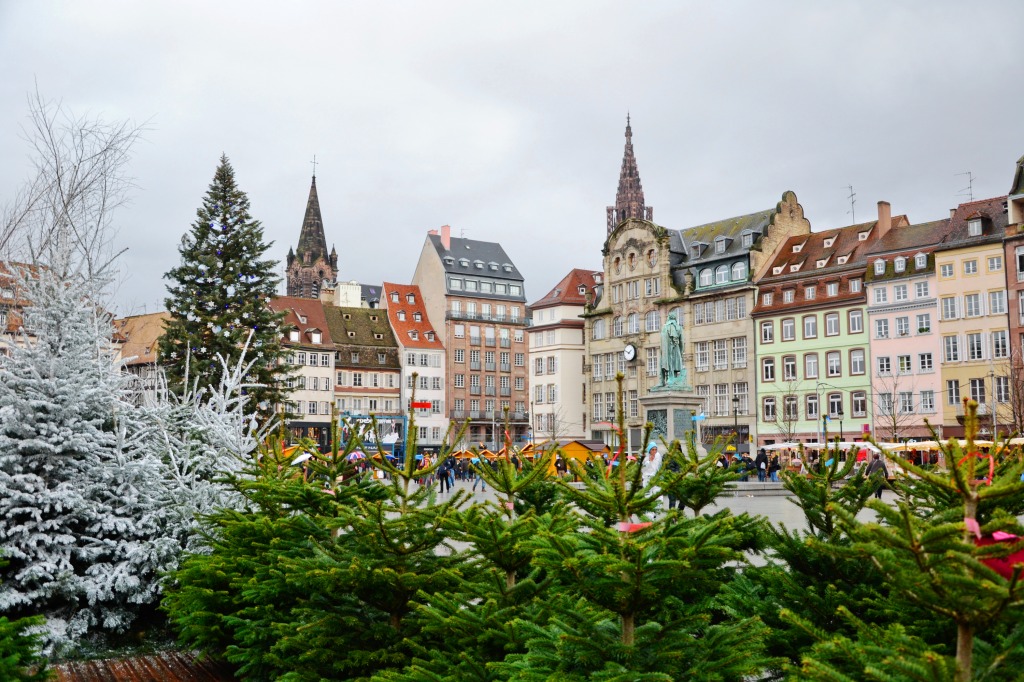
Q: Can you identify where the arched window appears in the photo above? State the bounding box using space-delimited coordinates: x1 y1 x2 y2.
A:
613 316 623 336
645 310 660 332
592 319 606 339
731 261 747 280
627 313 639 334
715 265 729 284
699 269 713 287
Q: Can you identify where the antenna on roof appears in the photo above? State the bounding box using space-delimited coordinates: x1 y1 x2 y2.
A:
956 171 975 202
460 227 466 238
844 185 857 223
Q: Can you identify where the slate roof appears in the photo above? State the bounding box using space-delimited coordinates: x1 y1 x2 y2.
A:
1010 154 1024 196
113 312 172 366
669 208 775 290
528 268 601 311
294 176 331 263
382 282 444 350
934 196 1009 251
866 218 953 256
428 234 524 283
269 296 333 347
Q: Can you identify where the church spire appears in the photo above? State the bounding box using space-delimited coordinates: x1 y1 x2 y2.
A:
287 175 338 298
607 115 653 234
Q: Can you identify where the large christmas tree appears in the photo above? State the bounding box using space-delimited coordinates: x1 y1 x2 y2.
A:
159 155 288 422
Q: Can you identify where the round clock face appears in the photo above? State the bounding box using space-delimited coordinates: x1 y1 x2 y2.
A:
623 344 637 361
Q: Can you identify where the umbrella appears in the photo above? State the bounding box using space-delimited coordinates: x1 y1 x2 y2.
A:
346 451 366 461
291 452 313 465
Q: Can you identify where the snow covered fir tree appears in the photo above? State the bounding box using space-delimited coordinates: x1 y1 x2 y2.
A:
159 155 289 424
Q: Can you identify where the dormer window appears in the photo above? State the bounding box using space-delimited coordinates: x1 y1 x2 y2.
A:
789 263 801 273
369 315 378 322
503 263 513 272
426 332 434 341
409 330 419 340
413 312 422 322
691 244 703 260
823 236 836 248
406 293 415 304
772 266 784 275
443 256 455 266
397 311 406 321
310 331 322 344
459 258 469 267
915 253 927 269
474 260 484 269
343 313 351 320
715 237 730 254
578 285 587 295
390 292 399 302
374 333 383 340
894 257 906 273
968 218 982 236
816 258 829 268
874 259 886 275
488 261 498 270
792 242 804 253
741 232 754 248
858 231 870 241
348 331 355 338
289 329 300 342
837 255 849 265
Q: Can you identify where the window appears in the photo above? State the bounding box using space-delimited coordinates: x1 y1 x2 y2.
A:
803 316 817 339
781 318 795 341
874 260 886 275
919 352 933 371
696 342 710 372
699 269 713 287
940 263 954 278
806 394 819 419
970 378 986 405
827 351 841 377
996 375 1010 403
515 352 525 366
644 277 661 296
784 395 799 420
993 330 1009 359
967 332 984 360
715 265 729 284
943 335 960 362
964 260 978 275
990 290 1006 315
713 340 729 370
646 347 659 376
849 309 863 333
805 353 819 379
731 337 748 368
914 281 929 298
946 380 961 405
898 355 912 373
825 313 840 336
989 255 1003 272
351 352 360 363
894 284 908 301
612 317 623 337
877 356 891 375
875 319 889 339
965 293 981 317
627 313 640 334
742 232 754 247
546 356 558 374
296 351 307 365
968 219 982 237
352 372 363 387
942 297 958 320
878 393 893 416
761 321 774 343
645 310 660 332
454 348 465 363
762 357 775 381
827 282 839 296
920 390 935 412
763 397 776 421
805 285 816 300
762 292 773 306
899 391 915 413
850 278 862 293
732 261 747 280
592 319 606 340
783 289 795 303
850 349 865 375
828 393 843 418
873 288 888 304
917 313 931 333
783 355 797 381
894 257 906 273
852 391 867 417
895 316 910 336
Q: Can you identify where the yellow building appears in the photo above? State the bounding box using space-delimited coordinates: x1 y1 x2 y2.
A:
934 197 1010 438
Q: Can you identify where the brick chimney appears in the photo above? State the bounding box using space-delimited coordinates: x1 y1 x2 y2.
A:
440 224 451 251
876 201 892 239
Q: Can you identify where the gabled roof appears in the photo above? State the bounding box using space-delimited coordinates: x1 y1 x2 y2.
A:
528 268 601 310
866 218 953 256
936 196 1009 250
269 296 333 347
382 282 444 350
323 304 397 349
113 312 172 366
428 234 524 282
1010 154 1024 196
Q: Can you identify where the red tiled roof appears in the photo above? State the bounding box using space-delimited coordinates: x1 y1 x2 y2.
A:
938 196 1009 247
528 268 601 310
112 312 172 365
269 296 333 347
381 282 444 350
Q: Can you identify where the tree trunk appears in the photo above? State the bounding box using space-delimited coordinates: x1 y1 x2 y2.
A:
621 612 635 646
955 621 973 682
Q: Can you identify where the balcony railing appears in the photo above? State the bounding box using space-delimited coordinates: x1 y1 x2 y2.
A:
500 363 511 372
469 336 481 346
500 338 511 347
485 337 496 347
469 386 481 395
448 410 530 423
470 361 481 370
446 310 529 326
485 387 496 396
500 387 511 397
485 362 496 371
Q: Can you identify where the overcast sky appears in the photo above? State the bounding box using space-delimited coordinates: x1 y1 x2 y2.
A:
2 1 1022 315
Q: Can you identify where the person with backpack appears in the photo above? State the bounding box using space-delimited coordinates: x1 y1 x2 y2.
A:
865 453 889 499
754 448 769 482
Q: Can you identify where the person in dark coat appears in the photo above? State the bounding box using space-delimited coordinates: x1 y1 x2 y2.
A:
754 448 769 482
865 453 889 499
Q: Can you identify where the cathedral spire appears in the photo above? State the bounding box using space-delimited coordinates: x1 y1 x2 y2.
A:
607 115 653 234
287 175 338 298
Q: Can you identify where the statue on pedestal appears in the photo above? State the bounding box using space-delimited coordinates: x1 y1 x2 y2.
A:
658 310 688 389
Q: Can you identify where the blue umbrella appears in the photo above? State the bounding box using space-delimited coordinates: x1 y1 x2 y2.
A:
471 457 480 464
415 454 424 460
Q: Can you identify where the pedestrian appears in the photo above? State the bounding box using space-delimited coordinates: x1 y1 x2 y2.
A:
471 459 487 492
865 453 889 499
769 454 781 482
755 448 769 482
438 457 451 494
666 452 681 510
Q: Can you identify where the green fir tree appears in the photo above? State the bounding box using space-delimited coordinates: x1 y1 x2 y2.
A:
159 155 288 423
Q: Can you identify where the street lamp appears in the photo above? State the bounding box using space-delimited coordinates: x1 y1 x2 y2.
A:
837 406 844 442
732 395 740 451
989 369 998 439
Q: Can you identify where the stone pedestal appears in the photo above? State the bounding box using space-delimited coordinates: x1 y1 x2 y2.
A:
639 389 707 456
